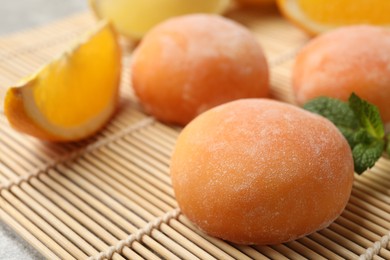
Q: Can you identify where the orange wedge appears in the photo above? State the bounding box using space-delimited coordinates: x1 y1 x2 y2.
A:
277 0 390 35
89 0 231 39
4 21 121 142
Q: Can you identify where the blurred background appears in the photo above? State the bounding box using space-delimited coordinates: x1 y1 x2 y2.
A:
0 0 87 36
0 1 87 259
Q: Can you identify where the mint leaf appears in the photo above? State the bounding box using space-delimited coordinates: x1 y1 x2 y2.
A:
348 93 385 140
304 96 358 128
303 97 359 146
303 93 387 175
352 140 384 174
350 128 375 147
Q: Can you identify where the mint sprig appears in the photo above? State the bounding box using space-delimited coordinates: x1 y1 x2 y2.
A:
304 93 389 174
349 93 384 140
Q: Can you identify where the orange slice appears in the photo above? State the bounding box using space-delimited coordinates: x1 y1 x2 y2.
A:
4 21 121 142
89 0 231 39
277 0 390 35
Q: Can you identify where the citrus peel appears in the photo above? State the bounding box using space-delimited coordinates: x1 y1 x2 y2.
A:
277 0 390 35
4 20 121 142
89 0 231 39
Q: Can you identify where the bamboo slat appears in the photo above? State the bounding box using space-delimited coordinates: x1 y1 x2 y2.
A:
0 8 389 260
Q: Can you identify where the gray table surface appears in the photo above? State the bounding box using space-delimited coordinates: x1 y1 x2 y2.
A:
1 1 87 259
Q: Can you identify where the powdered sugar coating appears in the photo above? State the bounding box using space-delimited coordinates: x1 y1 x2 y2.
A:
170 99 354 245
293 25 390 124
131 14 269 125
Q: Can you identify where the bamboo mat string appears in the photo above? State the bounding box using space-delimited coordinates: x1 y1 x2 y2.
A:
0 117 155 191
360 233 390 260
89 208 181 260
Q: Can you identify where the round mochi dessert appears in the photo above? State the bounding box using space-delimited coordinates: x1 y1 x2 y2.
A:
170 99 354 245
131 14 269 125
293 25 390 126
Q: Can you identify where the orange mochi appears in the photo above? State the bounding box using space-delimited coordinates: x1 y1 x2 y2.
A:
170 99 354 245
131 14 269 125
293 25 390 126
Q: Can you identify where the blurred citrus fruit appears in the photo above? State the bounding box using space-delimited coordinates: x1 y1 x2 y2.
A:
4 21 121 142
277 0 390 35
236 0 274 6
89 0 231 39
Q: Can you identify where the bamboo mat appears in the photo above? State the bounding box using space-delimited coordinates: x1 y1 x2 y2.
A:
0 7 389 260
